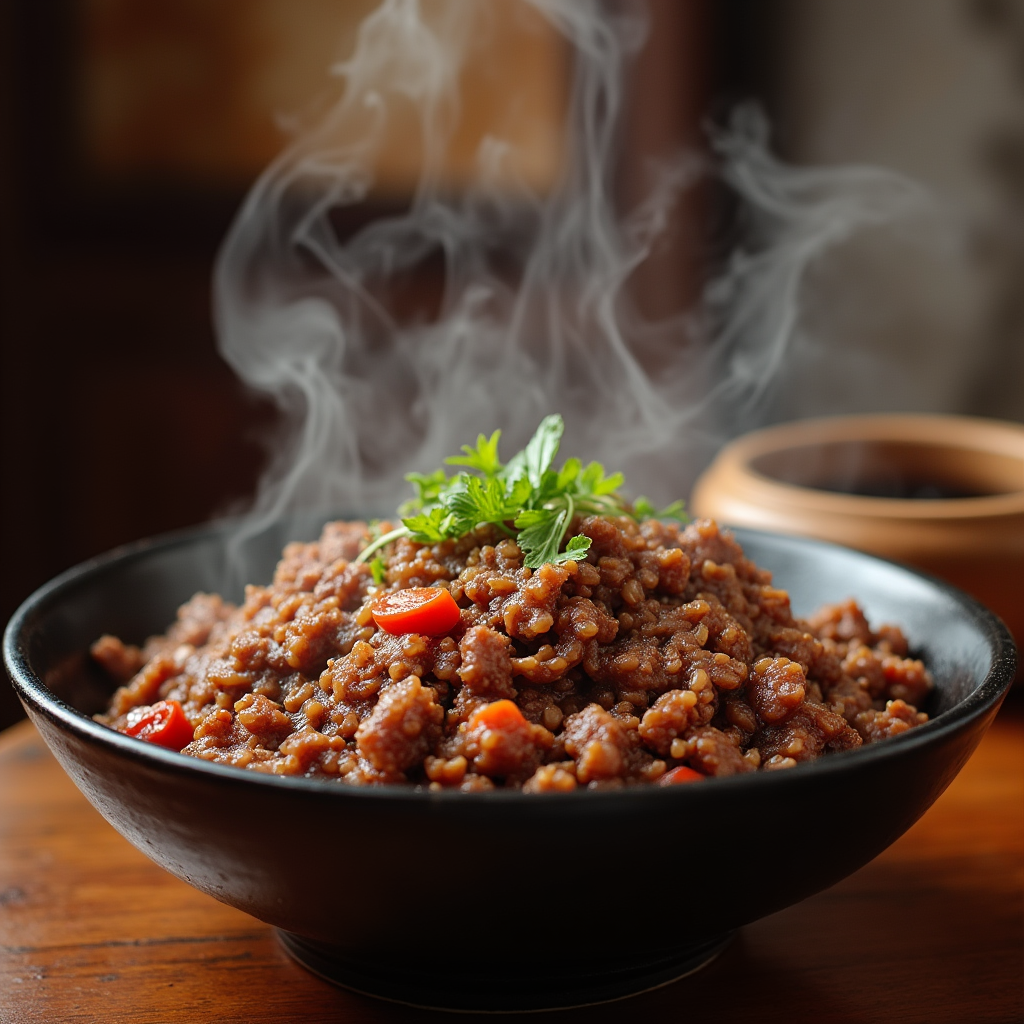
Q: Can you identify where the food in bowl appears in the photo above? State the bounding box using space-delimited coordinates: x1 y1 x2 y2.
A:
92 417 932 789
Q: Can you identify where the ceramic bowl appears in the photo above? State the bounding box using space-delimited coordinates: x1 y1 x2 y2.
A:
691 414 1024 677
3 519 1016 1012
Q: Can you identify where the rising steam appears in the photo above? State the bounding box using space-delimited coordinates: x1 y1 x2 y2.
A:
213 0 924 548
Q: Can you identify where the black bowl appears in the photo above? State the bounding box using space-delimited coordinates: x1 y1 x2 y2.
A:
3 520 1016 1012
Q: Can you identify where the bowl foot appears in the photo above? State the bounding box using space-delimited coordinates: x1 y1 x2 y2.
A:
277 929 733 1012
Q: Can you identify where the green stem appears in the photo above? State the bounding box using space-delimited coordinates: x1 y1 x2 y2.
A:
355 526 410 564
561 493 575 546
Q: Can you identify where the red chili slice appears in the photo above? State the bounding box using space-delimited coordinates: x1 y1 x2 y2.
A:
371 587 462 636
659 765 705 786
121 699 195 751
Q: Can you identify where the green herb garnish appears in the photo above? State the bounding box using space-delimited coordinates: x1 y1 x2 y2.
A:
632 496 689 523
356 415 687 570
369 556 387 586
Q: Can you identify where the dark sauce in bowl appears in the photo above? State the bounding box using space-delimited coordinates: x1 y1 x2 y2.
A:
810 480 996 501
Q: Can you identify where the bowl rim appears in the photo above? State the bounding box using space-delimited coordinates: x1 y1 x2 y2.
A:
4 516 1017 806
704 413 1024 521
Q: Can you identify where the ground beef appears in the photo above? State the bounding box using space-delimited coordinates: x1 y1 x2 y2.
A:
457 699 552 781
356 676 444 774
93 517 933 788
562 704 634 783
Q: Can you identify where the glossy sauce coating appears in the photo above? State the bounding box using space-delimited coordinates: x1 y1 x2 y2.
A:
93 517 932 790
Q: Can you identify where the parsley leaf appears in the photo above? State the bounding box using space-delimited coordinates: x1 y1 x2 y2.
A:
514 509 592 568
401 469 449 515
633 496 689 522
578 461 624 498
445 430 503 477
515 508 568 568
520 414 564 489
443 475 520 534
558 534 593 564
403 507 455 542
356 414 683 570
555 457 582 493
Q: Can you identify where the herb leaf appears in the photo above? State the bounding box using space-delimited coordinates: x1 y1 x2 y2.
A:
557 534 593 564
402 469 449 513
578 461 624 498
515 508 568 568
555 457 582 493
633 496 689 523
403 507 455 542
443 475 520 534
445 430 503 477
521 414 564 489
357 415 681 570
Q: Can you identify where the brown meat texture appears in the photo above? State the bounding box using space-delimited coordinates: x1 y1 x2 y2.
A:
458 625 515 698
747 656 807 725
639 688 705 755
681 726 757 777
356 676 444 775
90 635 144 684
459 701 553 781
854 699 929 743
757 702 863 763
562 704 634 783
93 516 933 788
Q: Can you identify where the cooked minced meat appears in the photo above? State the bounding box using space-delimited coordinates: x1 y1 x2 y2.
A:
92 517 931 790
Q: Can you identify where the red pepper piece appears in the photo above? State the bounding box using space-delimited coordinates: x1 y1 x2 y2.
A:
468 698 529 733
121 699 195 751
659 765 705 786
371 587 462 636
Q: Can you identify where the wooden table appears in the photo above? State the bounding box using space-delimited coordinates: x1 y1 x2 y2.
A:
1 701 1022 1024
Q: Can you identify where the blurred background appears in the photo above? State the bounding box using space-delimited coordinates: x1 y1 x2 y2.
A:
2 0 1022 729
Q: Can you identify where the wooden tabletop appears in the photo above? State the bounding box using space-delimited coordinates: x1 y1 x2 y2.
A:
1 701 1021 1024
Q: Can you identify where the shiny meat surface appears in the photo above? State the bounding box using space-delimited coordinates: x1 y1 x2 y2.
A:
93 518 932 789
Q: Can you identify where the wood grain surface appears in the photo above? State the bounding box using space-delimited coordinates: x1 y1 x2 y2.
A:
1 699 1022 1024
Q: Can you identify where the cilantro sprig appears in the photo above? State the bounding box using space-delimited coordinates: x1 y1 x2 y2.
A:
356 415 687 571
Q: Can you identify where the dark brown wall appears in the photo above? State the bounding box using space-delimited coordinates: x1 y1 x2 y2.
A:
0 3 277 728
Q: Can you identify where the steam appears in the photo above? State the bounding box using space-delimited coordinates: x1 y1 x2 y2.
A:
213 0 924 549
